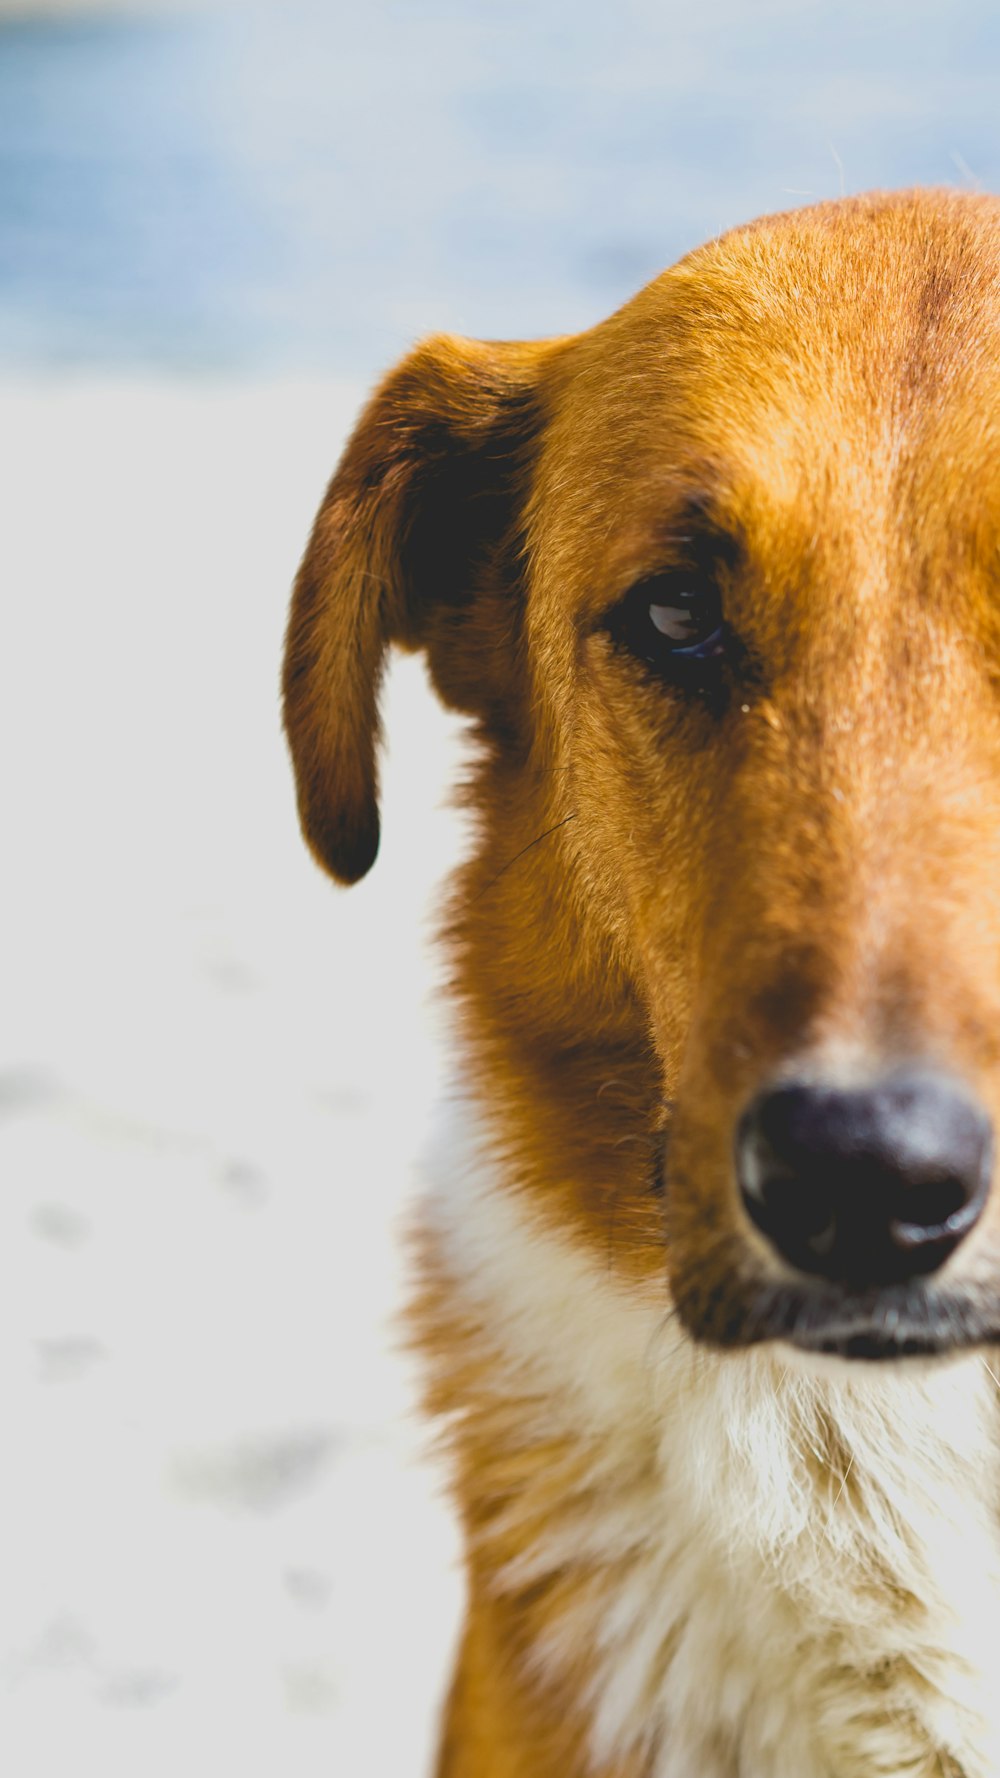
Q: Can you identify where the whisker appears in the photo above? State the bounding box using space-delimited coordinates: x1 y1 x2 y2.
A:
832 1451 855 1508
644 1301 688 1374
981 1356 1000 1394
606 1186 621 1278
471 812 578 902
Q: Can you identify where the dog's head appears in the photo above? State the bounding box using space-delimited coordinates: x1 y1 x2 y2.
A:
284 189 1000 1362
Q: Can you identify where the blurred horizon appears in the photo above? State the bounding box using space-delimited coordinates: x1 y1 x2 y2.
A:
2 0 999 381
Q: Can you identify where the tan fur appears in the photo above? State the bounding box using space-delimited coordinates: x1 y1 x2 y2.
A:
283 190 1000 1776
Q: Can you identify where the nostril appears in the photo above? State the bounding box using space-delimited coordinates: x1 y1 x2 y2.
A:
744 1171 838 1258
892 1174 973 1240
735 1071 992 1287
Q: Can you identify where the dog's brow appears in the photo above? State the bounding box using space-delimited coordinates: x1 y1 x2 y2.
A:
571 484 745 629
649 487 742 558
612 487 743 589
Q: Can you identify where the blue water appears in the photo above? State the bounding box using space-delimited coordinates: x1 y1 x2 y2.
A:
2 0 999 379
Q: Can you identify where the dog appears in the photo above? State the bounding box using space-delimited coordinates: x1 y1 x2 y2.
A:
282 188 1000 1778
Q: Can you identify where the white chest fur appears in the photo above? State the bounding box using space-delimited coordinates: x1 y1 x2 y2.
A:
421 1105 1000 1778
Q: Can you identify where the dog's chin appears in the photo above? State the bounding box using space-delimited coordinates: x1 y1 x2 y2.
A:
674 1276 1000 1365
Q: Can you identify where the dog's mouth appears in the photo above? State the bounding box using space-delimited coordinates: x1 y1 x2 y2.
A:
674 1272 1000 1362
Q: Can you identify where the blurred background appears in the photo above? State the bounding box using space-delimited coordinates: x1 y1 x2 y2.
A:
1 2 998 1773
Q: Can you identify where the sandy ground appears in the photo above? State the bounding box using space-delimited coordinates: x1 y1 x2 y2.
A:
0 378 467 1775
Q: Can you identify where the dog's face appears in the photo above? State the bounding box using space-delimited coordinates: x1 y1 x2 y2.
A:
285 189 1000 1363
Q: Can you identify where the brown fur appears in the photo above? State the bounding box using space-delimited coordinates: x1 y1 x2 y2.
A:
283 190 1000 1775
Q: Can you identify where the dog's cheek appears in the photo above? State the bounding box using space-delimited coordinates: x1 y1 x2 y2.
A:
570 672 734 1054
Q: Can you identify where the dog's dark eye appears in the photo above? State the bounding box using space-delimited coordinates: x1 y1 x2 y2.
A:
606 575 727 677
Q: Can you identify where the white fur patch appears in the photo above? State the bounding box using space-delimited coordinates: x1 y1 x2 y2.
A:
420 1100 1000 1778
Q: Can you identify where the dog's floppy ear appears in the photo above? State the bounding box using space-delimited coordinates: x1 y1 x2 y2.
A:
282 332 549 885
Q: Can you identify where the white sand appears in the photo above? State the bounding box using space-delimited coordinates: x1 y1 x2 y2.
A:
0 378 467 1775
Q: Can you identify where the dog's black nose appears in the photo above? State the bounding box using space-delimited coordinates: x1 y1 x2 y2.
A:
736 1071 992 1287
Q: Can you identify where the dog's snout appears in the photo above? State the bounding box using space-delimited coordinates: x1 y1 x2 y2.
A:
736 1071 992 1287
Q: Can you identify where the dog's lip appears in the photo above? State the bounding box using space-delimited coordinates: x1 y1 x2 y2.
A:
677 1274 999 1362
780 1317 963 1361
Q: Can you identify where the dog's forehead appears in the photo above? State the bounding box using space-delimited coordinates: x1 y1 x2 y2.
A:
529 190 1000 609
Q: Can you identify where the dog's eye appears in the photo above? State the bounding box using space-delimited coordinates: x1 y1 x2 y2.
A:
647 588 724 655
606 576 727 676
